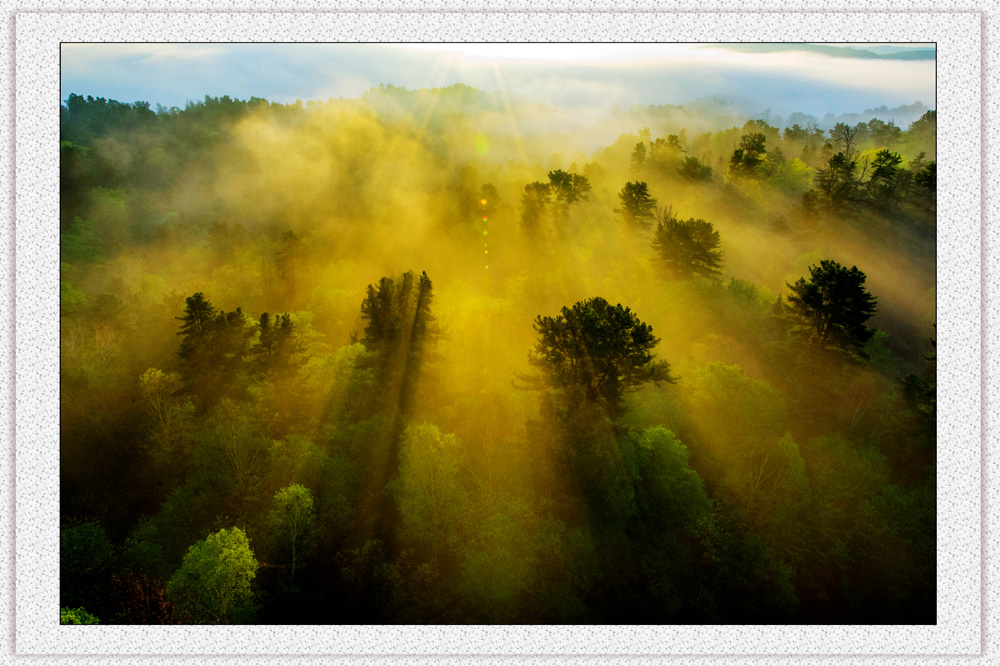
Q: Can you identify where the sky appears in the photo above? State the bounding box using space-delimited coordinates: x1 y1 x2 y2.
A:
61 43 935 121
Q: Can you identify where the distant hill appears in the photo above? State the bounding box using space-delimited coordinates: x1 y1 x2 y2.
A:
701 43 936 61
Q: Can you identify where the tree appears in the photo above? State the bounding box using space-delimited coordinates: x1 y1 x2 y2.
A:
830 122 859 157
547 169 591 230
168 527 258 624
631 427 711 534
138 368 191 451
728 133 767 178
630 142 647 174
646 134 684 174
275 230 303 300
357 271 438 551
359 270 435 384
61 607 100 624
866 149 904 203
176 293 254 408
813 152 859 214
867 118 901 147
394 423 466 564
196 400 273 515
267 484 315 587
61 522 115 613
528 297 673 415
914 160 936 197
651 214 724 280
519 181 551 238
686 363 808 537
254 312 296 368
677 156 713 181
907 110 936 149
786 260 878 350
548 169 591 207
176 292 216 341
616 181 657 229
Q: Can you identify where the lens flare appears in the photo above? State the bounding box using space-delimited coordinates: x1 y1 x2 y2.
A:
474 132 489 156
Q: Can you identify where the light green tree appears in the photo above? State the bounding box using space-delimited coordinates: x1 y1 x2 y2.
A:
268 483 315 586
168 527 258 624
395 423 466 564
616 181 657 229
60 607 100 624
138 368 192 455
632 427 711 533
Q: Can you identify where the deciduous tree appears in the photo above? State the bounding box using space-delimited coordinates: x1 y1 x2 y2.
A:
168 527 258 624
267 484 315 586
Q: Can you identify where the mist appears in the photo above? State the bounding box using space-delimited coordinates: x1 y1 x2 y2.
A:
59 48 936 626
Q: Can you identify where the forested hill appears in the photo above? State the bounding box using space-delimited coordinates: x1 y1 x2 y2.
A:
60 87 936 626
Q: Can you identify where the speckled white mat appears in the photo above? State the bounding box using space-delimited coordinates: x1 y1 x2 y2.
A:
1 3 992 663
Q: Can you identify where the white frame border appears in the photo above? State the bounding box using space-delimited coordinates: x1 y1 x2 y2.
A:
8 8 985 659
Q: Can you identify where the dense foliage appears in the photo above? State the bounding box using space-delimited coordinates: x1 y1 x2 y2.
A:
60 88 936 625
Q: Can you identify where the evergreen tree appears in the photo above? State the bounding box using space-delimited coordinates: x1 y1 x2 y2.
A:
528 297 673 416
786 260 878 351
651 214 724 280
616 181 657 229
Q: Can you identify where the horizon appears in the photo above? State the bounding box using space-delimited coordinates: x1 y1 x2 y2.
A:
61 42 935 122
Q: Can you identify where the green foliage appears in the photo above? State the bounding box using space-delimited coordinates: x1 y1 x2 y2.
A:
519 181 551 238
267 484 315 586
631 427 711 533
176 293 255 408
728 132 767 178
61 280 87 317
194 400 274 515
547 169 591 207
394 423 466 560
786 260 878 351
766 157 812 196
616 181 657 228
60 217 102 263
168 527 259 624
61 522 115 611
689 508 799 622
651 215 725 280
813 152 859 213
677 155 713 181
528 297 673 415
60 606 100 624
138 368 191 455
914 160 936 195
58 89 936 625
456 501 597 623
360 272 434 355
866 149 904 203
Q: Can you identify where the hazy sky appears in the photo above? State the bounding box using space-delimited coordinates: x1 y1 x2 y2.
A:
61 43 936 118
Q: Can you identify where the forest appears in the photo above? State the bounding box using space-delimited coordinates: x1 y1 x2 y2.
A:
59 84 936 625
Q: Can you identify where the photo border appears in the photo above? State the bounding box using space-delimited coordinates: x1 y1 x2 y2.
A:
5 6 988 661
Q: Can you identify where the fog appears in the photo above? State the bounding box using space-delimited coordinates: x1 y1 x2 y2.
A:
62 42 935 123
58 50 936 625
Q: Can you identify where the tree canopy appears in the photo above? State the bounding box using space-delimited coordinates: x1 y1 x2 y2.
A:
168 527 259 624
786 260 878 351
651 214 725 279
528 297 673 414
58 88 936 626
616 181 657 228
268 484 315 587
